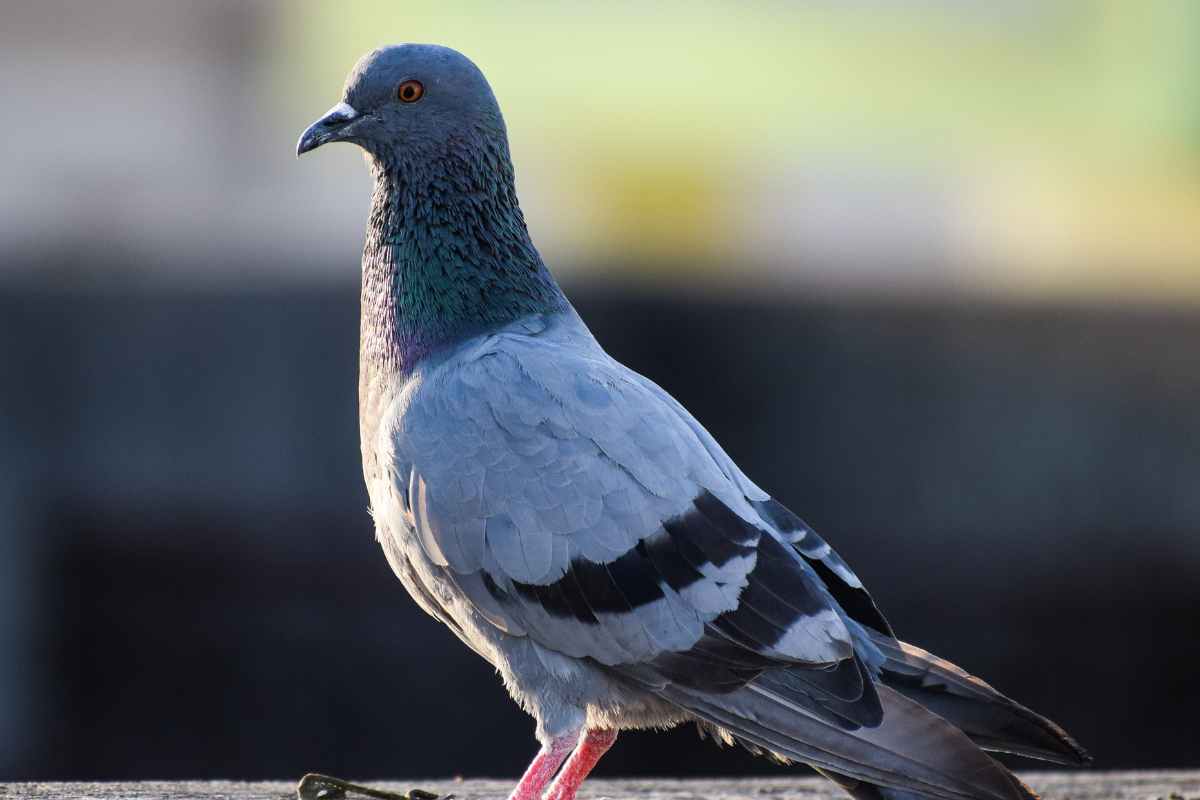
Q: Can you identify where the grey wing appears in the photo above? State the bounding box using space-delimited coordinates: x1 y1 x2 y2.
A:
386 322 1064 800
392 328 888 726
630 371 895 639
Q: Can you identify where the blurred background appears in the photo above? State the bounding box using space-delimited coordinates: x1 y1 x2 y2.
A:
2 0 1198 782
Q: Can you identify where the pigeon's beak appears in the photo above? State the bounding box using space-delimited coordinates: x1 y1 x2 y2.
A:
296 102 360 156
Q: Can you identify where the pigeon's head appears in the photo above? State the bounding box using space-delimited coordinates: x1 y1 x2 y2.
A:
297 44 505 161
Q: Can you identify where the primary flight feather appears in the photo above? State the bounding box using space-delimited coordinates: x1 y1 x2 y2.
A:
297 43 1088 800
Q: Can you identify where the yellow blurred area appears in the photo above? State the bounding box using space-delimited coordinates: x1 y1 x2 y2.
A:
3 1 1195 303
273 1 1200 302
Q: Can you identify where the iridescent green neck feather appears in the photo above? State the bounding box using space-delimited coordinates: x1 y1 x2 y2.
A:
359 123 568 379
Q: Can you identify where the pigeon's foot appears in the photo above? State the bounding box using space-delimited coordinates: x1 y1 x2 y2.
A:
296 773 451 800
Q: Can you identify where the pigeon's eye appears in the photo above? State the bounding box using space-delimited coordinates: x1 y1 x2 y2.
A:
397 80 425 103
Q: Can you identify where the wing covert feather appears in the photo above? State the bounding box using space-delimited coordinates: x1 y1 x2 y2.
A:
386 315 870 683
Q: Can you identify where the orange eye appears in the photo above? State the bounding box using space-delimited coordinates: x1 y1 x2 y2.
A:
397 80 424 103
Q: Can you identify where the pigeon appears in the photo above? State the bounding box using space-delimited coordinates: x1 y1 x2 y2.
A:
296 44 1089 800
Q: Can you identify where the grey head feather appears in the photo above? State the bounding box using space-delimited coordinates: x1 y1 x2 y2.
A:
298 44 568 385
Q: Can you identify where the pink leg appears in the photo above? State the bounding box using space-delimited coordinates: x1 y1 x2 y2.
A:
544 729 618 800
507 731 579 800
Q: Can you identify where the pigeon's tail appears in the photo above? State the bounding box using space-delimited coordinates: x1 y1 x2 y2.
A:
870 634 1091 767
662 681 1038 800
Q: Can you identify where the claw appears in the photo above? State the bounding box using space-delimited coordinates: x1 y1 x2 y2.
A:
296 773 452 800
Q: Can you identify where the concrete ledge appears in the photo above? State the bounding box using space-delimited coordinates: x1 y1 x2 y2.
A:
3 772 1198 800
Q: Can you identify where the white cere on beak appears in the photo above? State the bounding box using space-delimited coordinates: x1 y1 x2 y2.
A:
327 102 359 122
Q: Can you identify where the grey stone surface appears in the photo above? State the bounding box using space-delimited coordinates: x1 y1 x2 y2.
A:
2 772 1198 800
